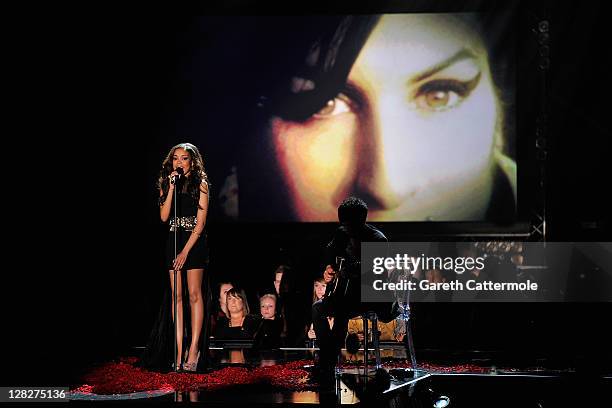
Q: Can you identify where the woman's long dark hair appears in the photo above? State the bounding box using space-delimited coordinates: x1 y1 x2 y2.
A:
157 142 210 208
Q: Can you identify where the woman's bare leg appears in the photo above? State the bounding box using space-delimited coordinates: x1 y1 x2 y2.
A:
186 268 204 365
169 270 183 368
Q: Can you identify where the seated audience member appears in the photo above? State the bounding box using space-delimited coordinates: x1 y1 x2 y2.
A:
273 265 288 297
253 293 283 349
303 277 330 346
312 277 327 303
213 288 260 341
270 264 301 343
210 281 234 334
347 316 406 343
260 293 278 320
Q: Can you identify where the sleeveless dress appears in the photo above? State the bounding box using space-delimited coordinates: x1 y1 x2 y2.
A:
165 187 209 271
137 182 212 373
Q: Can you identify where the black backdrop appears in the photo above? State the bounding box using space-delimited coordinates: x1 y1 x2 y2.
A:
3 0 611 388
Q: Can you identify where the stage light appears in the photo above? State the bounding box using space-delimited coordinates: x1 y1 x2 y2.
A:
433 395 450 408
427 387 451 408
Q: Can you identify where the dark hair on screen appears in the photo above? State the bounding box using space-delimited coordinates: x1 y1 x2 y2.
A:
258 15 380 122
239 17 381 221
241 11 516 221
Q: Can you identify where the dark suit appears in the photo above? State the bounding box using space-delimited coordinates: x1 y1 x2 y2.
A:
312 223 387 372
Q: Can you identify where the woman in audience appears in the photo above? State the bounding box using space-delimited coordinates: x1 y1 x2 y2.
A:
304 277 333 346
213 288 260 340
210 281 234 334
253 293 283 349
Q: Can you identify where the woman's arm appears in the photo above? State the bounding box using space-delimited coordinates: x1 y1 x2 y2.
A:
159 179 176 222
173 181 209 270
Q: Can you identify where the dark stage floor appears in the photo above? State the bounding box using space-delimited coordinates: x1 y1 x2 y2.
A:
68 346 610 406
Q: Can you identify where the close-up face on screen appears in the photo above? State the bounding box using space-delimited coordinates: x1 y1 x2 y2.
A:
219 13 517 223
267 14 514 222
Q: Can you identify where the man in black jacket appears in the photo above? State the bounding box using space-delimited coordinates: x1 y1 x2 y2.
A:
311 197 387 387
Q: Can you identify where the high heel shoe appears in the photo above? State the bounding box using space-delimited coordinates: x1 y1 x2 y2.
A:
172 360 183 371
183 351 200 372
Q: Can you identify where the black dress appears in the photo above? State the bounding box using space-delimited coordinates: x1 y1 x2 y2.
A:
137 182 211 373
165 187 209 271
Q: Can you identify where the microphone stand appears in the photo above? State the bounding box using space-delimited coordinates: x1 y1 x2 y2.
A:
173 176 179 373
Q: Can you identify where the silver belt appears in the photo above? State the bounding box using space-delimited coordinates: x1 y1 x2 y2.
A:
169 216 197 231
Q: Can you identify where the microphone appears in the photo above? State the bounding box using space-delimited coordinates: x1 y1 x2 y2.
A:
171 167 184 184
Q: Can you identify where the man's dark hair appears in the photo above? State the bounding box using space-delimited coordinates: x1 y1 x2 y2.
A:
338 196 368 226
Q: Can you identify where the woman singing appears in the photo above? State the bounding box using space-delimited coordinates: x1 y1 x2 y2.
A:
139 142 210 373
